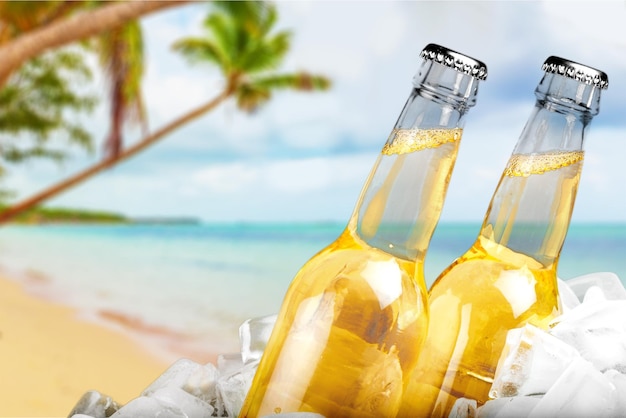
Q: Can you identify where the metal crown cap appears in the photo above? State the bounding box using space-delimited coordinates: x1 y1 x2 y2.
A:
420 43 488 80
542 56 609 89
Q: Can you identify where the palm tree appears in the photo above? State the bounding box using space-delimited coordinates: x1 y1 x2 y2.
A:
0 1 186 86
0 49 97 169
0 1 174 162
0 1 331 223
0 3 100 188
173 2 330 111
96 19 147 159
0 0 178 188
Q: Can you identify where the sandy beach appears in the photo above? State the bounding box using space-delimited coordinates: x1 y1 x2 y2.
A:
0 275 172 418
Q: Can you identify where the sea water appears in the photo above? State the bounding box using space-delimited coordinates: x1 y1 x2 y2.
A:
0 222 623 361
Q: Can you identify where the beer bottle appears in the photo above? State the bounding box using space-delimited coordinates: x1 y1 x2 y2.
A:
399 56 608 417
239 44 487 418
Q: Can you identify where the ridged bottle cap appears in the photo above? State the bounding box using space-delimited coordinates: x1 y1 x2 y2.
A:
542 56 609 89
420 43 488 80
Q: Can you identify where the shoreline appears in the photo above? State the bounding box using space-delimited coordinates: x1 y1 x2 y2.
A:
0 275 188 417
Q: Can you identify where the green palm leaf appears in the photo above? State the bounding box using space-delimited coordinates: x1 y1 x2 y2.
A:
97 20 146 157
239 30 291 73
174 1 331 109
202 13 237 73
252 73 332 91
235 83 271 112
237 72 332 112
171 38 228 70
0 48 97 172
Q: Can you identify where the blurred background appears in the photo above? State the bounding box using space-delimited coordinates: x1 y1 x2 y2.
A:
3 1 626 223
0 0 625 374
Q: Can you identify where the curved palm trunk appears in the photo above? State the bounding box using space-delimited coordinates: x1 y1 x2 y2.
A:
0 0 190 86
0 89 230 224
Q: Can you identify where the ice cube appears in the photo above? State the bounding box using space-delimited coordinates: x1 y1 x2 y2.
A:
527 357 616 418
582 285 609 304
142 358 203 397
557 278 580 312
149 386 214 417
109 396 186 417
217 352 244 375
449 397 477 418
564 272 626 302
240 314 277 364
604 369 626 412
70 415 96 418
216 360 258 417
549 297 626 373
477 396 541 418
67 390 120 418
490 324 581 398
183 362 219 404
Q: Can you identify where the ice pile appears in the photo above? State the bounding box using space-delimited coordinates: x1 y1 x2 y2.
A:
68 272 626 418
68 314 277 418
452 272 626 418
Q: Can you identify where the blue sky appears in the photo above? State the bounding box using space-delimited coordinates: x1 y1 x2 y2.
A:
7 1 626 223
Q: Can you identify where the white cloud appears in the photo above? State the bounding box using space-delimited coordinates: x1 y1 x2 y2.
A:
265 153 374 193
265 158 333 192
575 125 626 220
541 2 626 51
191 162 258 193
369 5 408 57
268 93 346 150
145 74 220 123
186 153 375 197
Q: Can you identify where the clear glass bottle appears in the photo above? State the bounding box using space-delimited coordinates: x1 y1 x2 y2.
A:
239 44 487 418
399 56 609 417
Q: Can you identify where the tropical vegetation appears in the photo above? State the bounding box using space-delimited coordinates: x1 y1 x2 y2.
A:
0 48 96 196
0 1 331 223
0 1 185 205
0 205 129 224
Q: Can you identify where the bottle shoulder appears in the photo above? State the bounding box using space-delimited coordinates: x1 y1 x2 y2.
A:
430 235 554 295
282 228 423 306
296 229 418 281
429 235 559 319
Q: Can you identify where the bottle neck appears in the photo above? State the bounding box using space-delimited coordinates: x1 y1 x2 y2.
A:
480 74 600 267
348 62 481 261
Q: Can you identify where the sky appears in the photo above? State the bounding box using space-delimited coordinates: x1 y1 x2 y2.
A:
7 1 626 223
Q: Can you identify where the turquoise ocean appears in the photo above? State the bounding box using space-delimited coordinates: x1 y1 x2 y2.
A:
0 222 624 361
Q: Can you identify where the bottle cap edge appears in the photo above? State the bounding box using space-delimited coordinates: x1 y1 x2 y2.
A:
420 43 488 81
542 56 609 90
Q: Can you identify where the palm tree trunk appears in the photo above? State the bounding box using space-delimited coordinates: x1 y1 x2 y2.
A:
0 0 191 86
0 89 230 224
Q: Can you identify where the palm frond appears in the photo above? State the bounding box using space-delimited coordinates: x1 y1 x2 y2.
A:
120 21 145 124
251 72 332 92
0 48 97 161
239 30 291 73
172 38 229 71
257 3 278 37
0 144 67 164
212 1 265 25
202 13 235 72
235 82 271 113
97 21 146 157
